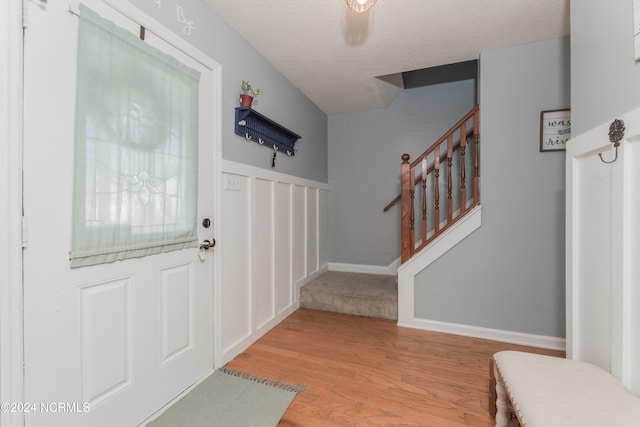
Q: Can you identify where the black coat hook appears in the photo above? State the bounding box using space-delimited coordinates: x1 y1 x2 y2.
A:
598 119 624 164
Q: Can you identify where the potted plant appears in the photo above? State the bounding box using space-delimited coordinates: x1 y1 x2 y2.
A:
240 80 260 107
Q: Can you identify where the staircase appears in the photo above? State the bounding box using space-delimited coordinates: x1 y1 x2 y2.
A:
394 105 481 326
385 104 480 263
300 271 398 320
298 106 481 321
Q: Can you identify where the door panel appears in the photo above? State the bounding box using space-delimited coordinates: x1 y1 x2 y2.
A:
22 1 216 426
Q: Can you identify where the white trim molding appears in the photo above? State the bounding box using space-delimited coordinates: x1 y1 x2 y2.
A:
222 159 330 192
0 1 25 426
328 259 400 276
398 317 566 351
295 264 329 293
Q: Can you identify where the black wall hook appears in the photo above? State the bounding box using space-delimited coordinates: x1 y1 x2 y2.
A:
598 119 624 164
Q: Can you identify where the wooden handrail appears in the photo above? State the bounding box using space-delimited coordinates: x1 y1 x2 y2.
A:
383 131 472 212
383 193 401 213
410 105 479 168
383 142 461 212
397 105 480 264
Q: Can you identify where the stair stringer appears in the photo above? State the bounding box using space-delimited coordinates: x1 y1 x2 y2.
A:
397 205 482 326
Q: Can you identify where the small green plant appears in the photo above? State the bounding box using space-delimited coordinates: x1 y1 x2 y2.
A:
241 80 260 97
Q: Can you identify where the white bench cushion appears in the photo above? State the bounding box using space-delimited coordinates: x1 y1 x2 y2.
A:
494 351 640 427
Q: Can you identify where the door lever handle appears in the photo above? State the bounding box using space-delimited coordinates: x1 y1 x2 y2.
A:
199 239 216 250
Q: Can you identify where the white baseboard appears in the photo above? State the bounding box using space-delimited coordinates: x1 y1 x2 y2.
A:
328 260 399 276
398 317 566 351
295 263 329 289
327 206 482 277
222 262 329 366
221 302 300 366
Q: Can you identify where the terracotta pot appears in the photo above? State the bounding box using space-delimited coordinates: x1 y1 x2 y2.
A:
239 94 253 107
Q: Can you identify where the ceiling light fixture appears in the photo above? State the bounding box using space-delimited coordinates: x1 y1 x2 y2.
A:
346 0 377 13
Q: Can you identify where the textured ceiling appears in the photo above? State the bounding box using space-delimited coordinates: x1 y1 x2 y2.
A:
202 0 570 114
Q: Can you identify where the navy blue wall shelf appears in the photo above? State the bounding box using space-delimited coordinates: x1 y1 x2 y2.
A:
234 107 302 157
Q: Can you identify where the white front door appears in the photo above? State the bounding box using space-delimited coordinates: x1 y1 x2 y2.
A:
22 1 219 426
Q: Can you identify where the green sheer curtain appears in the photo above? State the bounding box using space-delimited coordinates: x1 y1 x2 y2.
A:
70 4 201 268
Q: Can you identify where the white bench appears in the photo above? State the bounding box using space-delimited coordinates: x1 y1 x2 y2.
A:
490 351 640 427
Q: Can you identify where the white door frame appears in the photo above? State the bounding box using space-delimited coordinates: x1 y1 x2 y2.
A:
1 1 224 425
1 0 25 426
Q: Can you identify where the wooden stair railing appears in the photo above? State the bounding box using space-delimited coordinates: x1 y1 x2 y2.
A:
383 137 469 212
388 105 480 264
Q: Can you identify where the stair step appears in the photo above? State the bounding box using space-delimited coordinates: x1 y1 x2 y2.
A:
300 271 398 320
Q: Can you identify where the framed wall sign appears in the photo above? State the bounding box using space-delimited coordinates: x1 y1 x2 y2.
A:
540 109 571 152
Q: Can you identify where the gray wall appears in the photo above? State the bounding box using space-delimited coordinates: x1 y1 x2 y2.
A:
127 0 328 182
328 80 476 266
414 37 570 338
571 0 640 136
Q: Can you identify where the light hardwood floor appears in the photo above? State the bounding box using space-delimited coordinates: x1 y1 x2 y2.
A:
225 309 564 427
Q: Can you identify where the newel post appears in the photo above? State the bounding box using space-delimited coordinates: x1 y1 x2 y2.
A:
400 154 412 263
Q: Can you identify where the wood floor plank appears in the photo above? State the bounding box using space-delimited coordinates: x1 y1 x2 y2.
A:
225 309 564 426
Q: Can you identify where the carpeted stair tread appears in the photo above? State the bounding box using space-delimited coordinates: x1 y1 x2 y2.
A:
300 271 397 320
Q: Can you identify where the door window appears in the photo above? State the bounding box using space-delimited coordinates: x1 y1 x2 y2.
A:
70 4 200 267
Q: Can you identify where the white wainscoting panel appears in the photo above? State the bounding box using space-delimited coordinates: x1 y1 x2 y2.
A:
307 188 319 275
220 173 252 354
293 185 307 284
253 178 275 330
576 152 612 370
275 182 293 314
566 106 640 395
221 161 329 363
627 137 640 394
318 189 329 269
